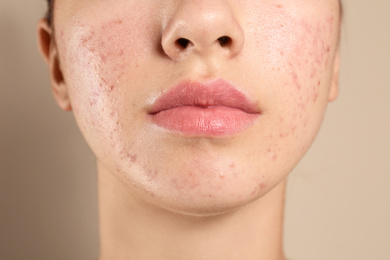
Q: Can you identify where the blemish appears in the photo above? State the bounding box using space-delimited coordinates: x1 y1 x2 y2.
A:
146 169 158 181
258 182 266 189
124 153 137 163
250 180 267 196
291 125 296 133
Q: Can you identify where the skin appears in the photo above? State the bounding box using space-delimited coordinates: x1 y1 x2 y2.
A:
38 0 340 259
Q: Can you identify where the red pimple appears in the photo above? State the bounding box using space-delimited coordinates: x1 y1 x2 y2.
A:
291 72 301 90
126 153 137 163
313 93 318 102
146 169 158 181
258 181 266 189
291 125 296 133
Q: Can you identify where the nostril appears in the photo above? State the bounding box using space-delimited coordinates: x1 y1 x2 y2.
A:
176 38 190 49
217 36 232 47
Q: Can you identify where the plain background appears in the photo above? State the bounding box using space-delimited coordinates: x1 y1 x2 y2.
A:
0 0 389 259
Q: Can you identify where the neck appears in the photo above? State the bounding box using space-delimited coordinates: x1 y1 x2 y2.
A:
97 162 287 260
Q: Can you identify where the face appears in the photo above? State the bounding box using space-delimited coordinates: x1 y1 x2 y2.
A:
42 0 340 215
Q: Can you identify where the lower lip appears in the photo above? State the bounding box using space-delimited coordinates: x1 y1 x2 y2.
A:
150 106 259 136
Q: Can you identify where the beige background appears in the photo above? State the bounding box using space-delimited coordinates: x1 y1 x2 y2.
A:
1 0 389 259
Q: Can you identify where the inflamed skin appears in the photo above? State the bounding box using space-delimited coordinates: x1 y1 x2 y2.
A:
38 1 341 259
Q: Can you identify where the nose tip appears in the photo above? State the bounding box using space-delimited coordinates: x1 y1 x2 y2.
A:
161 1 245 60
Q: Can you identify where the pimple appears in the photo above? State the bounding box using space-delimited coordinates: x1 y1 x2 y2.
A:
291 71 301 90
291 125 296 134
129 155 137 163
250 180 267 196
122 152 137 163
146 169 158 181
266 147 279 161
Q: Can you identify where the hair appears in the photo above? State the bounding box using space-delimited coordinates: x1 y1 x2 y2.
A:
46 0 54 26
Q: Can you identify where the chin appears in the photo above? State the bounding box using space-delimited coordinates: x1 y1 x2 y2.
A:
131 170 276 218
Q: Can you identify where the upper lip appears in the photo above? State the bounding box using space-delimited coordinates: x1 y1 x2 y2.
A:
149 79 260 115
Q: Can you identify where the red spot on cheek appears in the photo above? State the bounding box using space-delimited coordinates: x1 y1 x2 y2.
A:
146 169 158 181
129 155 137 163
292 71 301 90
250 178 267 196
267 147 279 161
80 19 129 92
122 152 137 163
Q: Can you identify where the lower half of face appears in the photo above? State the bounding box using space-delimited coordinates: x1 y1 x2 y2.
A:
56 0 340 215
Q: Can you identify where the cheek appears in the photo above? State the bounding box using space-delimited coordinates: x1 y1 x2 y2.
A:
59 14 155 140
248 4 336 98
245 5 338 162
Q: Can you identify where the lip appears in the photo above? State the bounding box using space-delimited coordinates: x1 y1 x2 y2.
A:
148 79 261 136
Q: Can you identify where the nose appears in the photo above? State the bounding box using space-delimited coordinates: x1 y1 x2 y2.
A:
161 0 245 60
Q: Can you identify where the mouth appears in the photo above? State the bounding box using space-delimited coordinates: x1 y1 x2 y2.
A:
148 79 261 136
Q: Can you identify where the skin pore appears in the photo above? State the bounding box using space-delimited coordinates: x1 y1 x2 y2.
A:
38 0 341 259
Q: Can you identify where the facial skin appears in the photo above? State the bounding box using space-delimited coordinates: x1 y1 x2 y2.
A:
39 0 340 216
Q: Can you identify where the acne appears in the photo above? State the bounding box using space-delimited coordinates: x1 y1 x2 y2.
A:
120 151 138 163
249 4 335 103
146 169 159 182
249 7 337 157
64 11 155 113
170 171 201 191
291 16 334 102
78 19 128 92
250 176 267 196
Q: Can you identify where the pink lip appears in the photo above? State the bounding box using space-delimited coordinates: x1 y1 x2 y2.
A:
149 79 261 136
